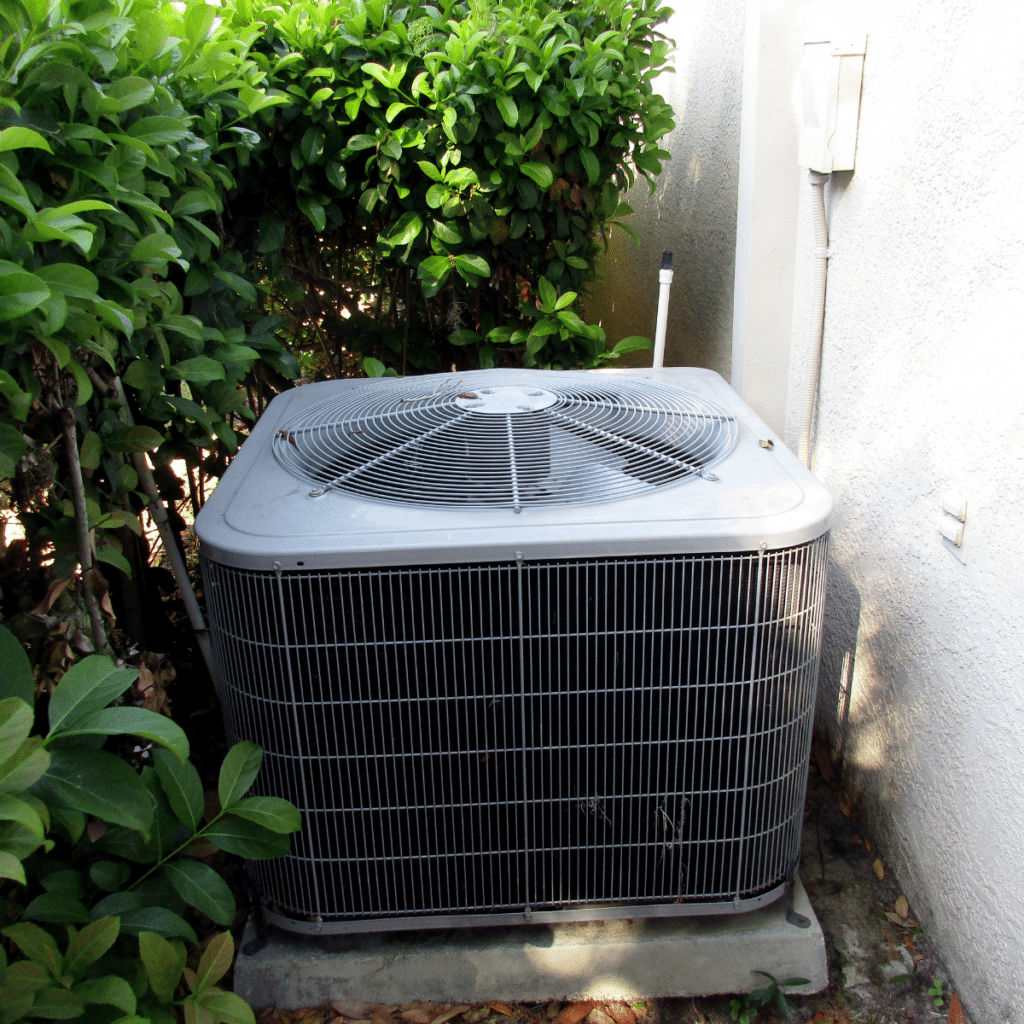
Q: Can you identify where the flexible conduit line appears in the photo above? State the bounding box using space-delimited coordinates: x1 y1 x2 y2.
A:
799 171 831 466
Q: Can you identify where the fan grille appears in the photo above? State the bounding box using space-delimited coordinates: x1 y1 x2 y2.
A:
274 371 738 510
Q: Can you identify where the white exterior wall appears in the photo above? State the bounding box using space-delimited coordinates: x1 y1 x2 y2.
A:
784 4 1024 1021
582 0 745 374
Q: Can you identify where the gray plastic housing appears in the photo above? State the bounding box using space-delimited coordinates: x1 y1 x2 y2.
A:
194 367 832 571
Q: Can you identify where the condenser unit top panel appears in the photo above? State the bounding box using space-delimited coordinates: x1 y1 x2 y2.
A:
195 368 832 569
271 370 738 510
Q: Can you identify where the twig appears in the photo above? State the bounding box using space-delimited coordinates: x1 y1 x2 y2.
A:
60 407 110 656
111 377 220 693
402 268 411 376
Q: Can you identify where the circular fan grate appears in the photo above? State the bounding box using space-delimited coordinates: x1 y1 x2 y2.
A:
273 370 738 510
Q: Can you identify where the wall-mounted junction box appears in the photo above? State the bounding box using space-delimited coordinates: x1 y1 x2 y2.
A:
799 36 866 173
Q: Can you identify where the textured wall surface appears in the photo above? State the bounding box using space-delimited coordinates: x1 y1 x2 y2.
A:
581 0 744 373
784 4 1024 1021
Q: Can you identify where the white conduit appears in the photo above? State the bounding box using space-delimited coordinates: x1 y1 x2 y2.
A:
799 171 831 467
652 251 673 369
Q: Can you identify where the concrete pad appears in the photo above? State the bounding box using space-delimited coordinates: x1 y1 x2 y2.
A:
235 882 827 1009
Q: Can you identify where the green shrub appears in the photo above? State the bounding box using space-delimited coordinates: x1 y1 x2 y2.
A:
228 0 675 375
0 625 300 1021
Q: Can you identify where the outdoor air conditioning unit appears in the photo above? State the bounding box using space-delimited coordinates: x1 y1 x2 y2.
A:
194 367 831 936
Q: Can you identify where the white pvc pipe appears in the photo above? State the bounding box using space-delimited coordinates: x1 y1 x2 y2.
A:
798 172 830 466
652 251 674 369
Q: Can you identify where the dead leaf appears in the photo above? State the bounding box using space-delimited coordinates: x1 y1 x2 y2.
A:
604 1005 636 1024
486 1007 514 1019
894 895 909 918
553 1003 595 1024
462 1010 488 1024
864 836 874 853
835 790 854 817
400 1009 433 1024
872 858 885 881
30 575 75 617
372 1010 396 1024
430 1007 471 1024
87 820 106 841
586 1010 615 1024
947 992 965 1024
545 1003 561 1020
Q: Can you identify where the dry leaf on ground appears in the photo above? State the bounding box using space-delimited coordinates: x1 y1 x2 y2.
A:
604 1004 636 1024
400 1007 433 1024
430 1006 471 1024
894 895 909 918
947 992 966 1024
486 1006 514 1018
585 1009 615 1024
553 1002 595 1024
872 858 885 881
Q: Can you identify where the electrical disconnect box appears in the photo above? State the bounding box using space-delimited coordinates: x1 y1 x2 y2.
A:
799 36 866 173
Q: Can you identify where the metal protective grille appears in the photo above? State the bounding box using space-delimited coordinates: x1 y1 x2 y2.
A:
205 538 828 932
272 370 738 510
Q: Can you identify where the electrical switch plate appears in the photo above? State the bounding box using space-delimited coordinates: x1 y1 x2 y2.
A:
941 490 967 522
798 36 866 173
937 516 964 548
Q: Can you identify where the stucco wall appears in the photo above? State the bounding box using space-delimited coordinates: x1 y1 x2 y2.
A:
784 3 1024 1021
581 0 744 373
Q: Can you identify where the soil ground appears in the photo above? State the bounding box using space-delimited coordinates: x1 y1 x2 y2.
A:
253 742 971 1024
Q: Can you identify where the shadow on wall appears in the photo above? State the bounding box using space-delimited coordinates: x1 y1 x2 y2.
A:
815 555 861 767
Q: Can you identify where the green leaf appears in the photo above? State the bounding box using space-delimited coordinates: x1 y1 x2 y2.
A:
103 425 165 454
64 917 120 979
23 892 92 924
448 329 481 347
103 76 155 112
0 126 53 153
0 793 45 842
453 254 489 278
1 696 35 755
20 984 83 1018
382 211 423 247
173 190 218 217
122 358 164 392
296 195 326 234
0 849 26 884
520 162 553 189
0 735 50 795
0 266 50 321
578 147 600 186
362 357 386 378
195 931 234 992
612 335 653 354
126 116 191 146
198 990 255 1024
218 741 262 809
152 748 204 831
2 921 60 970
72 975 137 1014
169 357 226 385
90 860 131 892
205 816 290 860
140 931 185 1004
130 232 184 266
229 796 302 834
0 423 28 478
79 430 102 470
537 276 556 311
35 748 153 835
496 95 518 128
0 625 33 702
34 263 98 300
52 707 189 761
119 907 197 944
162 860 235 926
